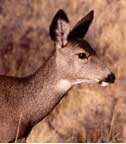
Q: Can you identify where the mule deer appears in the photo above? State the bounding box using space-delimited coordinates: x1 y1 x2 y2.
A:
0 9 115 142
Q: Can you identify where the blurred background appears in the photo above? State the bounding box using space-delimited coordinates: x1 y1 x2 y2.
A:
0 0 126 142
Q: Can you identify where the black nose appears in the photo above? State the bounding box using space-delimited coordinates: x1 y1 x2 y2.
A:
105 73 115 83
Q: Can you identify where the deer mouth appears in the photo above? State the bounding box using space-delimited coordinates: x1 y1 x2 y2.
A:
98 73 115 87
99 81 110 87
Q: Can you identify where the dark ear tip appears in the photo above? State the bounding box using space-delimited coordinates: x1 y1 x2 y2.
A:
57 9 65 14
55 9 69 22
88 10 94 20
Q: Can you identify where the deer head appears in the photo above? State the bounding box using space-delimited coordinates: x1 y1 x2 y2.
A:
49 9 115 87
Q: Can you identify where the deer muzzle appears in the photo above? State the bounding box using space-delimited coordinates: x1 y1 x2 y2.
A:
99 72 115 87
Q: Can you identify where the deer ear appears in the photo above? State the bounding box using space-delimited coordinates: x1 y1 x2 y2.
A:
68 10 94 40
49 9 70 48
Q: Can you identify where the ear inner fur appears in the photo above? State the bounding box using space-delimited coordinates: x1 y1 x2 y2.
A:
49 9 69 41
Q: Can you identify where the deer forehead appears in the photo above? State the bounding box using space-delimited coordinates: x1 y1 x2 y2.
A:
59 42 90 57
57 44 88 57
66 40 96 56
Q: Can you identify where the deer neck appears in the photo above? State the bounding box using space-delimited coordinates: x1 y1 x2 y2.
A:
32 50 72 94
25 50 72 125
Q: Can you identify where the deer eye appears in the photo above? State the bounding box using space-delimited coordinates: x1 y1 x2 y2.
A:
78 53 87 59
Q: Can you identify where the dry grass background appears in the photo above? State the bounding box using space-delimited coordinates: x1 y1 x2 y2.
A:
0 0 126 142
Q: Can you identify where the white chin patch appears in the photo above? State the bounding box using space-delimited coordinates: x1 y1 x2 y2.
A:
101 81 109 87
56 79 72 93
